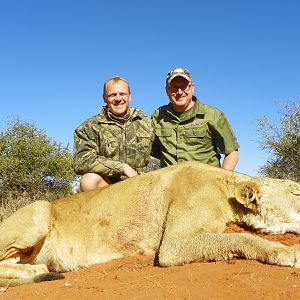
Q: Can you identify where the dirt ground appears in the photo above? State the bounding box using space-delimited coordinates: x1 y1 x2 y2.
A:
2 224 300 300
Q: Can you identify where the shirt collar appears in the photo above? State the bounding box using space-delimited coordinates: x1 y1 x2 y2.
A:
97 106 140 123
166 97 204 121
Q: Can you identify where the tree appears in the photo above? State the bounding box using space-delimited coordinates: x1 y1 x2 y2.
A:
257 99 300 182
0 116 76 201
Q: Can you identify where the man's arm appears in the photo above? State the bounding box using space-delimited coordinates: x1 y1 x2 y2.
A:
222 150 239 171
73 125 124 177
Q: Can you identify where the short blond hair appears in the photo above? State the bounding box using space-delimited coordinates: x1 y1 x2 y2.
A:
103 77 131 99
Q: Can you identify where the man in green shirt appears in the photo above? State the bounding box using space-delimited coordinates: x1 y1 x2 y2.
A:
74 77 154 191
152 68 239 171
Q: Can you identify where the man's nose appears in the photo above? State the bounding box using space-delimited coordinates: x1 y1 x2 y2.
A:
176 88 184 95
115 93 122 100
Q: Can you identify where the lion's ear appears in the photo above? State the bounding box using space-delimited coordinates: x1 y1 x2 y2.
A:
234 181 262 213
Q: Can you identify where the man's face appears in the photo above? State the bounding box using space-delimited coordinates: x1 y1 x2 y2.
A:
166 77 194 112
104 81 131 116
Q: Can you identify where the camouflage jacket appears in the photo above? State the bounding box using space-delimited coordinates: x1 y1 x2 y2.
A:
151 98 239 167
74 107 154 180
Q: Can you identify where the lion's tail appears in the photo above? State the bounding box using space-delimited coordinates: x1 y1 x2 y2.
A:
0 272 65 287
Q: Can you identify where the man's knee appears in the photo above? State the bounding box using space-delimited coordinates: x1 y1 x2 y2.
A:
80 173 111 191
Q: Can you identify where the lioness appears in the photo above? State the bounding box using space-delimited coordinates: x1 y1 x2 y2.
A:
1 161 300 286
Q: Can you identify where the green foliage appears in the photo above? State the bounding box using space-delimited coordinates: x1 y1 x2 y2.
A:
257 100 300 182
0 116 76 202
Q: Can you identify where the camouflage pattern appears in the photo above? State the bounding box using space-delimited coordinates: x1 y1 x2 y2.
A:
74 107 154 181
151 98 239 167
166 68 192 84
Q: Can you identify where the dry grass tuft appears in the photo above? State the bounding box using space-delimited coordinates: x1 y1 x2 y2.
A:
0 192 36 223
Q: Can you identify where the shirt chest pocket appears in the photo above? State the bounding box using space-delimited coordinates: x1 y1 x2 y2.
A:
155 128 173 145
184 128 207 137
99 126 121 157
156 128 172 138
136 131 153 140
136 131 153 155
183 127 208 146
103 137 119 156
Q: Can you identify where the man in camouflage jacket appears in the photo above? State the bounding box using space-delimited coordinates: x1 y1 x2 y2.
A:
74 77 154 191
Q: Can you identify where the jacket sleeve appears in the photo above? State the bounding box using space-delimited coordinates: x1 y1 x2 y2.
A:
73 124 124 177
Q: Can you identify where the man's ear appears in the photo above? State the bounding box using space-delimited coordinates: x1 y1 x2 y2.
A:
234 181 262 213
165 85 170 97
190 82 195 94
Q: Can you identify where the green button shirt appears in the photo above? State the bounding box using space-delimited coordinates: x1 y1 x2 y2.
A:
151 98 239 167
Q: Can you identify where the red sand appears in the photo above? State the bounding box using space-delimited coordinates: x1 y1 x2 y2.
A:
2 224 300 300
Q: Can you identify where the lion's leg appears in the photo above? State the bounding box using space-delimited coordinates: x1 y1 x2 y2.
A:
157 183 300 268
0 200 52 263
158 232 300 268
0 264 64 287
0 201 60 286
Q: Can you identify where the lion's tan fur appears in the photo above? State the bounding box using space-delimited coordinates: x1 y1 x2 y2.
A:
1 161 300 286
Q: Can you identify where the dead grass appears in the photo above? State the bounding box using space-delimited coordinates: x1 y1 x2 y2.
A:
0 190 77 223
0 192 36 223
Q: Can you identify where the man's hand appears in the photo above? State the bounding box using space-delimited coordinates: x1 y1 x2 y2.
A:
123 163 138 178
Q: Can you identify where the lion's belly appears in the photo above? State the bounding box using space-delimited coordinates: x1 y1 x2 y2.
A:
34 214 162 272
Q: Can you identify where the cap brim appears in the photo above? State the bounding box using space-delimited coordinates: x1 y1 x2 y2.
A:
167 74 192 84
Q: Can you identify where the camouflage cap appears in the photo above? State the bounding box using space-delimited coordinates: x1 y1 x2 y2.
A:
166 68 192 84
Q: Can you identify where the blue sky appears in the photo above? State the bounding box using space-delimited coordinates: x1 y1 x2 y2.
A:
0 0 299 175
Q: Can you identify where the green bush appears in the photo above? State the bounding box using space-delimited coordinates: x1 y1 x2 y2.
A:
0 116 76 206
257 100 300 182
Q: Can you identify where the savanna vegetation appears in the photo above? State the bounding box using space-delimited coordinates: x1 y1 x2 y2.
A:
0 116 76 221
257 99 300 182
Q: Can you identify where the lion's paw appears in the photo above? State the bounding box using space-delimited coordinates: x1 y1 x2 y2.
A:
290 244 300 268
